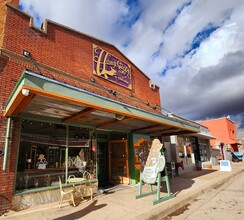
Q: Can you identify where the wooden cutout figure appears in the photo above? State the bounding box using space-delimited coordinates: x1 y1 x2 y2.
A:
141 139 165 184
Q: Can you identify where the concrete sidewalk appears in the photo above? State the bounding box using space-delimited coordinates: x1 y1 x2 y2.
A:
1 162 243 220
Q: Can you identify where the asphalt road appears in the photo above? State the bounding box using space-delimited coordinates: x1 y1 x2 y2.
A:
164 170 244 220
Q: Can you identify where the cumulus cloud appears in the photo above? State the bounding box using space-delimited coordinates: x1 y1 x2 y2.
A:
19 0 244 138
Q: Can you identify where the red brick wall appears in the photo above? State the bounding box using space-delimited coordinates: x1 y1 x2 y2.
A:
0 54 23 212
0 118 20 213
0 1 19 47
2 5 161 112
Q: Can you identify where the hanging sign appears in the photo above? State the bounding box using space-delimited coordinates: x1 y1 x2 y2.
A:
93 44 132 89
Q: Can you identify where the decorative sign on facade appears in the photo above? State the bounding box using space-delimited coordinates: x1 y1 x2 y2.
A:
93 44 132 89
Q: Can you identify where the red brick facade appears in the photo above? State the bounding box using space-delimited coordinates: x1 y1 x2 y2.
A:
0 3 162 212
0 118 21 213
2 5 161 112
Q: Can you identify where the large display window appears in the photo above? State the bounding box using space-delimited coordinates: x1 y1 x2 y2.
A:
15 120 96 192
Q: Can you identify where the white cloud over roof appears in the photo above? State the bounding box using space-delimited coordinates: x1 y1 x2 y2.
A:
19 0 244 138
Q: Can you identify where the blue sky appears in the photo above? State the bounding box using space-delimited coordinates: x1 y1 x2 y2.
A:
19 0 244 138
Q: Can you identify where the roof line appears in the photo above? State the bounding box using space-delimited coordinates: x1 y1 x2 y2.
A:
198 116 235 124
6 3 152 82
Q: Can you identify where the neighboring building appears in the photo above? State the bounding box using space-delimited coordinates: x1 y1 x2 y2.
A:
167 114 215 173
0 2 199 212
199 116 240 160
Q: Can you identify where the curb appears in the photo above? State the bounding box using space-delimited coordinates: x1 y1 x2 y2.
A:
1 165 243 220
133 167 244 220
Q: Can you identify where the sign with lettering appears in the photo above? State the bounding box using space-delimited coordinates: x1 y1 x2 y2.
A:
93 44 132 89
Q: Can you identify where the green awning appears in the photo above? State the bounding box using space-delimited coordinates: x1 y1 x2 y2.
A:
5 70 200 135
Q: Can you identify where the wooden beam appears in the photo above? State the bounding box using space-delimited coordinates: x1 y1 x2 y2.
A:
146 127 173 134
5 87 26 117
63 107 96 122
131 124 160 133
148 129 194 136
13 93 35 115
97 116 131 128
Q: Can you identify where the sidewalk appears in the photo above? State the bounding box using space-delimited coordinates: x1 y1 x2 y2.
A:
1 162 243 220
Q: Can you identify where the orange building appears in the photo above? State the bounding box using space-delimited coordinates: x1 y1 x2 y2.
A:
199 116 240 153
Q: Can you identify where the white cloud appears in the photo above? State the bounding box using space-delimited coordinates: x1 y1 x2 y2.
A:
19 0 244 134
190 22 244 69
19 0 130 43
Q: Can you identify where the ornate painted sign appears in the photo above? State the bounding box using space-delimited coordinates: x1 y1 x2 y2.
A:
93 44 132 89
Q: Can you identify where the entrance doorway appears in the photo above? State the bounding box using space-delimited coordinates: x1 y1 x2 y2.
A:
97 142 109 187
108 140 129 184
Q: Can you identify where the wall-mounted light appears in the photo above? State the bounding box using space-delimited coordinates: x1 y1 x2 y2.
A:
23 50 31 58
22 88 30 96
90 77 96 83
115 114 124 120
22 50 43 75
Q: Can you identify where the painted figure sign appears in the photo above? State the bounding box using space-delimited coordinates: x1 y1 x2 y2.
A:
93 44 132 89
141 139 166 184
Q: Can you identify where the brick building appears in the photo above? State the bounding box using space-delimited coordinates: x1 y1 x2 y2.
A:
0 1 199 212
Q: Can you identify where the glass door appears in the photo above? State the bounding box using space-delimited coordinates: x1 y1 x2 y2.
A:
109 140 129 184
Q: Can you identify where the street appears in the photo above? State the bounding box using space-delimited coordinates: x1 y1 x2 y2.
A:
164 169 244 220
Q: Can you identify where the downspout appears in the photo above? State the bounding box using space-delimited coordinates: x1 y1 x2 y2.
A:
65 125 69 183
3 117 11 171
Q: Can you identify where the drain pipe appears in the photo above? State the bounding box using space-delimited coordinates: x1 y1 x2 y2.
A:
65 125 69 183
3 117 11 171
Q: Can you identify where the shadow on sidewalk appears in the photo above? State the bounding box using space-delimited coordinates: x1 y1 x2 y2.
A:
178 169 217 179
160 169 218 196
52 200 107 220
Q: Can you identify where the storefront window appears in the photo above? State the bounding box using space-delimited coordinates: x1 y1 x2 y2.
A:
15 120 96 192
67 144 96 178
199 141 210 162
177 137 194 165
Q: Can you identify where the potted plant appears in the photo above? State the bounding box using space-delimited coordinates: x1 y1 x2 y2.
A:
195 161 202 171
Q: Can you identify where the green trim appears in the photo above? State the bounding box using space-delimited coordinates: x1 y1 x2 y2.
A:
14 179 98 195
14 184 69 195
3 118 11 170
6 71 199 133
5 71 26 108
135 170 175 205
65 126 69 183
128 133 136 185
